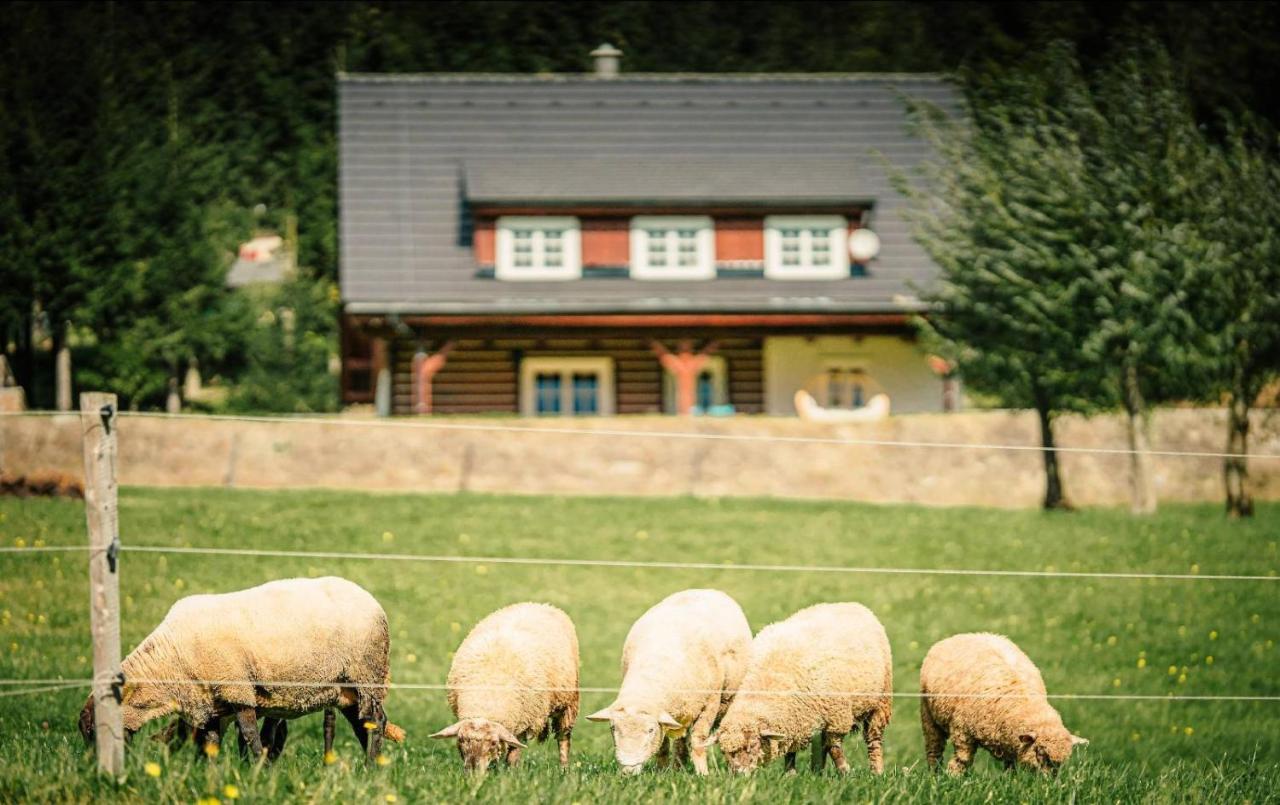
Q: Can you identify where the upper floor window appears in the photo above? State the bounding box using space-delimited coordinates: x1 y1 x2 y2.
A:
764 215 849 280
496 216 581 280
630 216 715 280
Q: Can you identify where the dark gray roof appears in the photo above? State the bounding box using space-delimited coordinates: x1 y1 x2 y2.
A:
338 72 960 315
466 157 868 204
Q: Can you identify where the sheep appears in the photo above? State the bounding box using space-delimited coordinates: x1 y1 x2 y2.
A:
713 602 892 776
78 576 404 764
587 588 752 775
431 603 579 774
920 632 1087 774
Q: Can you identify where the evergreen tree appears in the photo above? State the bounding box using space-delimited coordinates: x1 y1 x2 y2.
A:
1191 122 1280 517
896 46 1102 509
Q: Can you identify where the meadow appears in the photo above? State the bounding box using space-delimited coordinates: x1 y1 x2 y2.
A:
1 487 1277 803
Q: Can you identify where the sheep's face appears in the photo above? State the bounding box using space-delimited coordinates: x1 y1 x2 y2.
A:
587 704 680 775
717 727 766 774
1017 728 1087 773
430 718 523 774
119 683 180 736
78 686 177 743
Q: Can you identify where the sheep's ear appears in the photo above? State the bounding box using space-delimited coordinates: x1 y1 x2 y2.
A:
430 722 462 740
496 725 526 748
1018 732 1037 747
586 707 616 723
658 712 681 730
1070 734 1089 746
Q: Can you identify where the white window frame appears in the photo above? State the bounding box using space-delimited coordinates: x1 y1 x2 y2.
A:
496 216 582 281
764 215 850 280
520 357 615 417
629 216 716 280
661 355 729 413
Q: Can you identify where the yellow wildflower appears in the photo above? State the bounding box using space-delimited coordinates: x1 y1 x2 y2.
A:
223 784 240 799
1184 727 1194 737
1168 665 1178 676
376 754 391 767
450 622 461 634
406 653 417 664
1107 636 1117 646
364 721 377 731
324 750 337 766
386 796 398 803
1252 614 1261 624
1112 678 1121 688
1206 655 1214 665
634 530 649 541
204 742 220 758
144 761 161 777
382 531 395 543
1210 630 1218 640
198 798 220 805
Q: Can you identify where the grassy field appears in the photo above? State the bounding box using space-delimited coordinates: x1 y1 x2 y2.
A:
1 488 1277 803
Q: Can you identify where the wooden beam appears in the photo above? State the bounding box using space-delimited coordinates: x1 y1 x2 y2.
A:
80 392 124 777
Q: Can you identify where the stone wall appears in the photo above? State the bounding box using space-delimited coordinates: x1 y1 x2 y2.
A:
2 409 1277 508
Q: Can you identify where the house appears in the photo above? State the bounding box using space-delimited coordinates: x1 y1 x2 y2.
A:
337 47 959 417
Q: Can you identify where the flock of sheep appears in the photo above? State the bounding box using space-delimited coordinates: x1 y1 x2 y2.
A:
78 577 1087 776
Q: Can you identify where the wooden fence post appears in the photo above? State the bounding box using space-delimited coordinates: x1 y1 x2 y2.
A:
80 392 124 776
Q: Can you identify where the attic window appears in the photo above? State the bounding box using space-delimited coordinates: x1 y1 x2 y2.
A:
764 215 849 280
496 216 582 281
629 216 715 280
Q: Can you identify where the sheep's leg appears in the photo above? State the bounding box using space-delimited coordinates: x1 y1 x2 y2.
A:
553 709 573 770
688 693 721 775
784 752 797 775
324 709 336 758
864 709 889 774
341 705 369 754
824 733 851 775
810 732 826 772
364 700 387 763
235 707 266 760
921 706 946 772
946 733 975 776
674 737 690 767
261 718 288 761
654 736 672 769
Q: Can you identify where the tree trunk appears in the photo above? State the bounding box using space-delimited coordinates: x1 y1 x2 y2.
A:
1123 362 1157 515
1034 402 1071 510
54 324 72 412
1224 393 1253 518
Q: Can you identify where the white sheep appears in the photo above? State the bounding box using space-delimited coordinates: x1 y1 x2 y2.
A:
714 602 893 775
920 633 1087 774
430 602 579 773
77 576 403 763
587 588 751 775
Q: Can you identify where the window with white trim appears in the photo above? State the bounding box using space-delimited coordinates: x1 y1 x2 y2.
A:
496 216 581 280
662 355 729 413
764 215 849 280
630 216 715 280
520 357 614 416
818 361 883 409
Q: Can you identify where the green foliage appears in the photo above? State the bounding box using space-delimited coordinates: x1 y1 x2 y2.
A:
2 488 1279 800
222 276 341 414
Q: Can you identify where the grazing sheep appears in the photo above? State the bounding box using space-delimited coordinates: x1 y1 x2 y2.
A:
78 577 404 764
920 633 1087 774
714 602 892 776
431 603 579 773
587 589 751 775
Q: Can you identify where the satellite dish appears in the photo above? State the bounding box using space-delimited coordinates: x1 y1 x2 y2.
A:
848 229 881 263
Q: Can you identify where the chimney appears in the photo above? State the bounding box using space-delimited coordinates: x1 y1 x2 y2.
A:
590 43 622 78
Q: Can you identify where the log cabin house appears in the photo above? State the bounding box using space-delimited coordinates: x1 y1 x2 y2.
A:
338 47 959 417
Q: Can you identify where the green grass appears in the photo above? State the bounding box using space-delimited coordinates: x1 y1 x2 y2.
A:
1 488 1278 803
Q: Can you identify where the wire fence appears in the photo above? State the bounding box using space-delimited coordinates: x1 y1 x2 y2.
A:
1 406 1277 714
2 678 1277 703
2 543 1276 583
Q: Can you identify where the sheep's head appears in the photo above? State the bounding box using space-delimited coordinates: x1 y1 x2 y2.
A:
119 681 180 736
711 721 782 774
430 718 524 774
587 703 681 775
1017 726 1088 773
77 695 96 744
